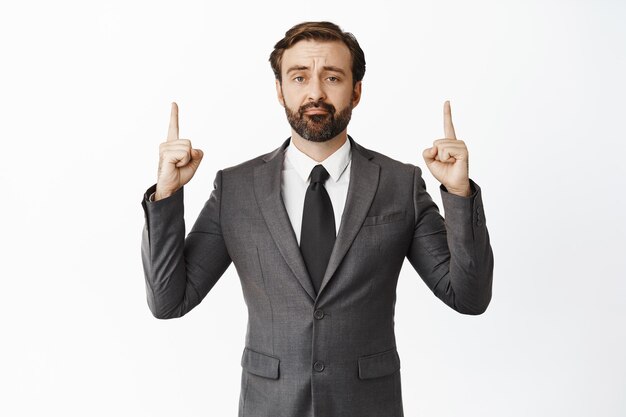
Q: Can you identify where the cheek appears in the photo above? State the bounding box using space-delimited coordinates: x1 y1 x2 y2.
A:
280 89 301 109
330 89 355 107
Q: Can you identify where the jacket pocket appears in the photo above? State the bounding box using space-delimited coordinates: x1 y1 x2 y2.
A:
241 347 280 379
357 347 401 379
363 210 406 226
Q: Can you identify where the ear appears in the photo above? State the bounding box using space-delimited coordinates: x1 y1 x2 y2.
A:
351 80 362 109
275 79 285 107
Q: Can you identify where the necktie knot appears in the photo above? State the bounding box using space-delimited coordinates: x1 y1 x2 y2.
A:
310 164 330 184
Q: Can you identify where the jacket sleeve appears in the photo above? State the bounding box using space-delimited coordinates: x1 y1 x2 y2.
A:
140 169 233 319
405 166 494 315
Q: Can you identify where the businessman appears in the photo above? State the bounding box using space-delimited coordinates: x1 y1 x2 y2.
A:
141 21 493 417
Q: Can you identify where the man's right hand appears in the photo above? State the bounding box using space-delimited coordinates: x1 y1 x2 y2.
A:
155 102 204 201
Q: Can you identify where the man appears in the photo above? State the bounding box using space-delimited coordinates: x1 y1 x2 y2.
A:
141 21 493 417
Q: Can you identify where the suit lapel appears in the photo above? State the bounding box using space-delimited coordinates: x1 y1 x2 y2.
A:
253 135 379 303
317 136 379 297
254 138 317 302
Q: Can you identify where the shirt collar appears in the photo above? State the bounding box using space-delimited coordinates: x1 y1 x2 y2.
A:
284 137 352 184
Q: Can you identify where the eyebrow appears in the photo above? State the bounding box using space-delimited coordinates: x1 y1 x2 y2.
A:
286 65 347 76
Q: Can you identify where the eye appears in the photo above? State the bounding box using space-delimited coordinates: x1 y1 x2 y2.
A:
327 76 339 82
294 76 305 83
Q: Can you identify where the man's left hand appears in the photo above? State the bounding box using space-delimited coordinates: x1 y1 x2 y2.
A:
422 100 471 197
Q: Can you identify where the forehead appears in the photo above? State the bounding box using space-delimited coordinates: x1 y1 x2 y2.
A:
281 39 351 73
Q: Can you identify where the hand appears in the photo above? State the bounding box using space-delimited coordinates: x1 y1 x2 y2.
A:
422 100 471 197
155 102 204 201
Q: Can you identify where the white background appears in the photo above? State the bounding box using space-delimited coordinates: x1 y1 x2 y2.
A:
1 0 625 416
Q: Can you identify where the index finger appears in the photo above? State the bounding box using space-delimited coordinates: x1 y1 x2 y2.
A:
443 100 457 139
167 102 179 142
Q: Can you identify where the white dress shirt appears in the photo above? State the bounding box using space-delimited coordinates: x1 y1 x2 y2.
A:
281 137 352 246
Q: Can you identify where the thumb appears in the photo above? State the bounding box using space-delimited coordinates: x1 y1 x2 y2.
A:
422 146 437 163
188 148 203 169
191 148 204 161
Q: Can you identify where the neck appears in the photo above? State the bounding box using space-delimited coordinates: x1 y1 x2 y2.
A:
291 130 348 162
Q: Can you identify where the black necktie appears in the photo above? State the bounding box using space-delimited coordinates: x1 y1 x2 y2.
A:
300 164 336 295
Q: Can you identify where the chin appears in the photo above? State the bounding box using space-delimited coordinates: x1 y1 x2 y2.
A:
302 136 334 143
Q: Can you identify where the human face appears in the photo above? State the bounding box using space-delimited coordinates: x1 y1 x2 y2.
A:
275 40 362 143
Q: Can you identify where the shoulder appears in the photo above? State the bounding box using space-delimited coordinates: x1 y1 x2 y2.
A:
354 140 421 179
220 138 288 177
222 153 268 175
217 137 424 181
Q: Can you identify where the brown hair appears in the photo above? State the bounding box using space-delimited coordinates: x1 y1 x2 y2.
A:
269 21 366 87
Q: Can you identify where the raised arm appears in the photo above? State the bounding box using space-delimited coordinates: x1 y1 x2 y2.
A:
406 101 493 314
140 103 232 319
406 168 493 314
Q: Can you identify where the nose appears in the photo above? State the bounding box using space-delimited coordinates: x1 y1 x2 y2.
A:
307 76 326 103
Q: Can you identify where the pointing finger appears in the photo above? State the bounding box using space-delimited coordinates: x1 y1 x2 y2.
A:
443 100 456 140
167 102 179 142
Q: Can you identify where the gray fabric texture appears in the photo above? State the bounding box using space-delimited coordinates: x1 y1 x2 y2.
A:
140 135 494 417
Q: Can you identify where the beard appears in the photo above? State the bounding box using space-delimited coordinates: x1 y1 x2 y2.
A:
284 99 353 143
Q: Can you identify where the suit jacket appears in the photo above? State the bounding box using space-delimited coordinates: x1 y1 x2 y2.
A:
140 135 494 417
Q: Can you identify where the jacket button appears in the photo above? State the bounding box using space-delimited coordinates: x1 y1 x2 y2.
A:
313 361 325 372
314 309 325 319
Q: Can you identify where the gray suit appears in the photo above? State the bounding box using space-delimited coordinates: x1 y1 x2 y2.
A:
140 135 493 417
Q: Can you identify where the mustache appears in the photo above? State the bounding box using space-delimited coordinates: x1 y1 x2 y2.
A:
299 101 335 115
